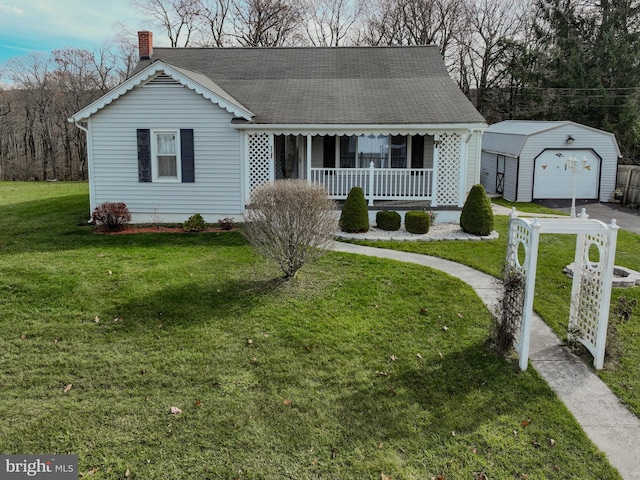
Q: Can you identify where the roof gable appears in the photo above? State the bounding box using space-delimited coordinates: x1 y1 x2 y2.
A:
69 60 253 122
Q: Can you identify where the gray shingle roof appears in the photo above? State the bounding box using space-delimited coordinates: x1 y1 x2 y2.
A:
135 46 485 125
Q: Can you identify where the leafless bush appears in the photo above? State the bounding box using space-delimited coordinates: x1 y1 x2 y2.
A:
243 179 338 279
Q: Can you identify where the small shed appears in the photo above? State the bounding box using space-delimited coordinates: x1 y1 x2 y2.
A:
481 121 621 203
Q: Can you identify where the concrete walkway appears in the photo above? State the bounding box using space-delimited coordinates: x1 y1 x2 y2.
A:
333 242 640 480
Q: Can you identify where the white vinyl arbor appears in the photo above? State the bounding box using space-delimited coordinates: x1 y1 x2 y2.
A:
505 209 619 371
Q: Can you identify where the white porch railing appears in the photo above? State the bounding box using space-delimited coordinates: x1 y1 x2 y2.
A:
310 162 433 206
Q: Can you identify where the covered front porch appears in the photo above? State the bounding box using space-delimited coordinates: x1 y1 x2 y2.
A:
241 127 481 211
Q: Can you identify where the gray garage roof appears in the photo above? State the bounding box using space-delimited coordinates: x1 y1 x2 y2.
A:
133 46 486 126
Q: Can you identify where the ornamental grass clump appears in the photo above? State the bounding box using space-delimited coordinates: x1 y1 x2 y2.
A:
405 210 430 234
243 179 338 279
91 201 131 232
376 211 401 231
340 186 369 233
460 184 494 236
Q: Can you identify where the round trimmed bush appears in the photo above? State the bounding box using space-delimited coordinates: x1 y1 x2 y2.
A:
340 186 369 233
376 210 401 231
405 210 430 234
460 184 494 236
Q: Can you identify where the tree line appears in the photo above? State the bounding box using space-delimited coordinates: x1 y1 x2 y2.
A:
1 0 639 181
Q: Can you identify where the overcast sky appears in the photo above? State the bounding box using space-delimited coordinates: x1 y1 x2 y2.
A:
0 0 147 63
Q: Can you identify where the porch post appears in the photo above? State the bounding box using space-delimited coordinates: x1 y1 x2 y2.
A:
306 134 312 182
458 133 468 207
431 135 439 207
368 161 375 206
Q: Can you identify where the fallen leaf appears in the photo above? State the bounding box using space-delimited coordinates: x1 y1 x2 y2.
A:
376 371 388 377
194 400 202 407
390 355 398 361
513 430 518 436
419 308 428 316
521 419 530 427
378 443 384 449
474 472 488 480
331 449 338 459
283 399 292 406
471 447 478 454
381 473 392 480
94 316 100 323
416 353 423 360
531 440 542 448
247 339 253 345
63 384 72 394
451 431 456 437
457 312 464 318
169 406 182 415
54 338 59 344
113 317 122 323
20 334 26 340
311 458 318 465
437 475 447 480
108 270 112 275
263 333 269 338
389 387 397 396
125 468 131 477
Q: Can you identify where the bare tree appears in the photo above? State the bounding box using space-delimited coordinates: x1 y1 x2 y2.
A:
303 0 362 46
455 0 530 119
360 0 465 68
232 0 304 46
243 179 338 279
132 0 202 46
198 0 233 46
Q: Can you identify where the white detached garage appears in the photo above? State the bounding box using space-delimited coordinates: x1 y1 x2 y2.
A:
481 121 621 202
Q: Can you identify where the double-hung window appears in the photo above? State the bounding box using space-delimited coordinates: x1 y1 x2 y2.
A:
137 128 195 183
153 131 181 182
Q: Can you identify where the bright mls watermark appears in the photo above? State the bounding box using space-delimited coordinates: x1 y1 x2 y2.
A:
1 455 78 479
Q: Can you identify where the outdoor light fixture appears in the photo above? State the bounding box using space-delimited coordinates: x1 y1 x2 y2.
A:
566 135 575 144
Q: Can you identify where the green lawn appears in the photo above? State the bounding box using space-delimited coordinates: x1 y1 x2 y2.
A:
0 182 624 479
356 202 640 418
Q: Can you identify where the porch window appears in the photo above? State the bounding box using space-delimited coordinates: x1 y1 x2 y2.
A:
390 135 407 168
337 135 408 168
340 135 356 168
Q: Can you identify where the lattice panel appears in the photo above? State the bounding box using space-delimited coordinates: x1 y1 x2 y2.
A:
248 133 273 192
505 221 531 344
572 233 608 350
436 133 461 205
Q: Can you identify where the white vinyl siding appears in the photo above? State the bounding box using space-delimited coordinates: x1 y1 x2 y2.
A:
87 82 243 221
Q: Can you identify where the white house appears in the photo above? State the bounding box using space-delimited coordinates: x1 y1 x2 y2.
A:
69 31 487 223
481 120 621 203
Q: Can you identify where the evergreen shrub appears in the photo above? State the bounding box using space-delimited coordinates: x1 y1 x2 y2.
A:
405 210 430 234
340 187 369 233
183 213 207 232
460 184 494 236
376 210 401 231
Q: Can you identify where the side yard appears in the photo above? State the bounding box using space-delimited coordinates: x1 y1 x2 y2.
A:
0 182 626 479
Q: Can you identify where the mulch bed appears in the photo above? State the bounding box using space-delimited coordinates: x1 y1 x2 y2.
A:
92 226 236 235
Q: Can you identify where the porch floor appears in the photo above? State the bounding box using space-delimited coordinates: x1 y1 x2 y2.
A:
335 200 459 211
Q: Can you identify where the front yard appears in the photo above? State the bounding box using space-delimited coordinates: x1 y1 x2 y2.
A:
0 182 628 478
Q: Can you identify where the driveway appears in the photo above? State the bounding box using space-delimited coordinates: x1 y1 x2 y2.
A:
534 200 640 234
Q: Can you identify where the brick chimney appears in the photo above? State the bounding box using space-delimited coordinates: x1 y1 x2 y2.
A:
138 31 153 60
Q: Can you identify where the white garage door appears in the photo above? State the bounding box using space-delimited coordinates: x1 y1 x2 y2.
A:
533 150 600 199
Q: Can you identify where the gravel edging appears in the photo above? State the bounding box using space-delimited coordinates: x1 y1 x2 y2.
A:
335 223 499 242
